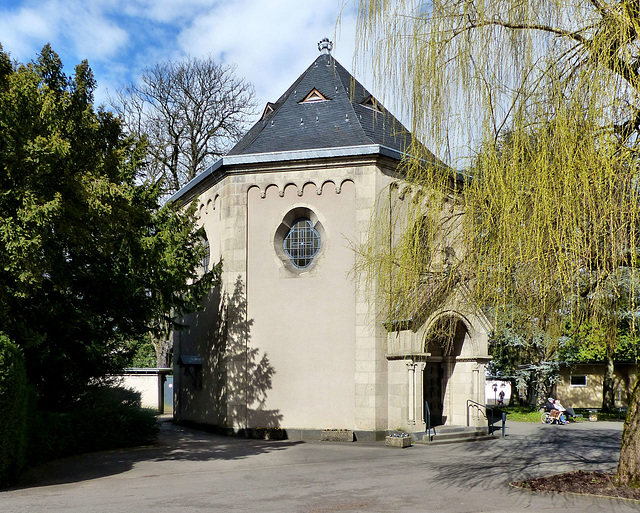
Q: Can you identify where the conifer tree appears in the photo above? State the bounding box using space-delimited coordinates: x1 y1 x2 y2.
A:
0 45 217 408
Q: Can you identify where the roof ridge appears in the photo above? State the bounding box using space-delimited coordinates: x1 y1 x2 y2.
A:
329 56 376 147
330 56 415 150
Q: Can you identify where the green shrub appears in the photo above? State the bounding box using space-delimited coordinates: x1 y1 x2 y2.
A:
28 385 159 465
0 334 28 488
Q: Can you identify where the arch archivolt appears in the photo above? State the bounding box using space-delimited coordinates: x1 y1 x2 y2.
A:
420 310 478 358
421 284 491 356
385 286 491 360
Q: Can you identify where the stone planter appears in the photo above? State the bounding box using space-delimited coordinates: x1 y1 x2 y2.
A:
321 429 354 442
385 435 412 448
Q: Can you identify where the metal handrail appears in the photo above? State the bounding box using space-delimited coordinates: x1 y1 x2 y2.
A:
467 399 495 435
424 400 436 441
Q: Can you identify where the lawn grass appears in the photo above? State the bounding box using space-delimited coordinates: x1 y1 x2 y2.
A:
493 405 627 422
494 406 541 422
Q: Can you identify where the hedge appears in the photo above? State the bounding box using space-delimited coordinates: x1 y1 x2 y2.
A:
27 385 159 465
0 333 28 488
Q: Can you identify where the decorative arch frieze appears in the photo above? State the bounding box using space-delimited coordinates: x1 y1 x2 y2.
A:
247 184 261 199
321 180 336 194
339 178 355 195
263 183 279 199
282 183 299 198
302 181 322 196
246 178 356 199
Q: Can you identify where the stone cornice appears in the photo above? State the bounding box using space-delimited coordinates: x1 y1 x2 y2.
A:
169 144 406 205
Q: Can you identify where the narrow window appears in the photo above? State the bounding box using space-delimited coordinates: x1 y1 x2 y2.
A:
201 236 210 274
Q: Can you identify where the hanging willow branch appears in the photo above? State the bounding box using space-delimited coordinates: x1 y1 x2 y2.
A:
354 0 640 484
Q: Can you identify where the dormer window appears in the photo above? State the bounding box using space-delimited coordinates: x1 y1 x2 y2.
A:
260 102 275 120
301 88 328 103
361 96 382 112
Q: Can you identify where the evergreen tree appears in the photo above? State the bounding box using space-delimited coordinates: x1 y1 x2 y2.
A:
0 45 217 409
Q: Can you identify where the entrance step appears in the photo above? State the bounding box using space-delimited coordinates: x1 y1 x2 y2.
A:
413 426 495 445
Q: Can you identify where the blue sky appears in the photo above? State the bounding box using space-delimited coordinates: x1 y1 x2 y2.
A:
0 0 362 119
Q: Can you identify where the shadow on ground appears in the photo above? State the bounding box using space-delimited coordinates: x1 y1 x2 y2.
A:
417 422 623 492
12 418 301 490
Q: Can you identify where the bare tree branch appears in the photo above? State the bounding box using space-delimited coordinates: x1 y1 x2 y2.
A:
111 56 257 197
449 18 589 45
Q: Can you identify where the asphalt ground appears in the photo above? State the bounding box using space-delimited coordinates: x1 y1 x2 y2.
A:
1 418 636 512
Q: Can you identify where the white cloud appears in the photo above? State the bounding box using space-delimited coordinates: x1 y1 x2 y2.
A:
118 0 213 24
0 0 386 124
60 2 129 61
0 0 128 63
0 6 56 60
176 0 360 107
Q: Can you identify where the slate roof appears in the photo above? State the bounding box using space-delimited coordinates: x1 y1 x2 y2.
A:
228 52 419 157
170 45 445 204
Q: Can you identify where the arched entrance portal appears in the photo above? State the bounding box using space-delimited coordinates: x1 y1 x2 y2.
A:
423 316 467 426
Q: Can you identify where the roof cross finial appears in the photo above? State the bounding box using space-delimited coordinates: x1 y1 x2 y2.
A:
318 38 333 55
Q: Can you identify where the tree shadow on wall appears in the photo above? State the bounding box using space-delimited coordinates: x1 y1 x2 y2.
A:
177 275 282 433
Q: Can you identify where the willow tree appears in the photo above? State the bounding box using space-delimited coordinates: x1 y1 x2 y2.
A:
355 0 640 485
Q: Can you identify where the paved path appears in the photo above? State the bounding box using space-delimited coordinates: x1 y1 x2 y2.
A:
1 419 636 512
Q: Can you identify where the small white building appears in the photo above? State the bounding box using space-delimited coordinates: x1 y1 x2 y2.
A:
485 379 512 406
171 40 490 440
116 368 173 413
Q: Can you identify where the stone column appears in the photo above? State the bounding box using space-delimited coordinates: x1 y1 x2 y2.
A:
416 361 426 429
406 360 416 424
472 362 480 425
443 356 455 424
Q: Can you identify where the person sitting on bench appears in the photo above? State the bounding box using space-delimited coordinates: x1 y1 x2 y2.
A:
544 398 555 413
549 409 563 422
553 399 569 424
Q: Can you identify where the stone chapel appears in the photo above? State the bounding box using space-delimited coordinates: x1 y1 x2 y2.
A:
171 39 491 441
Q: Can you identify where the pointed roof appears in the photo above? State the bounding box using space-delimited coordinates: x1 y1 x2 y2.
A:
227 51 415 156
170 40 445 204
